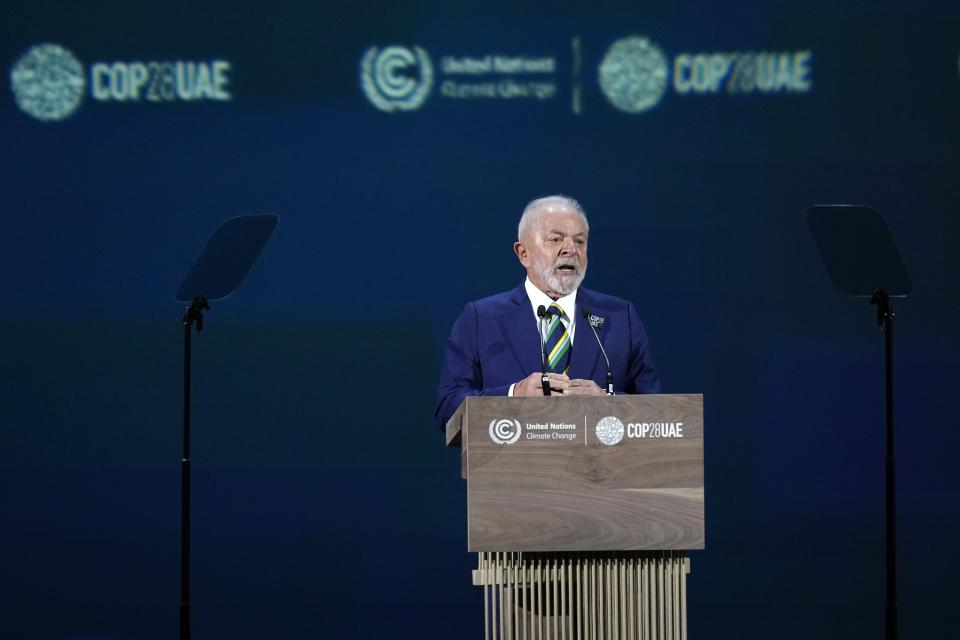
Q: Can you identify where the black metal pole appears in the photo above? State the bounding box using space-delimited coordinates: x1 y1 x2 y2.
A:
180 308 192 640
871 289 897 640
180 296 208 640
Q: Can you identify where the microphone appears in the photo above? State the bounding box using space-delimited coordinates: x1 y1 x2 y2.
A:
582 308 614 395
536 305 551 396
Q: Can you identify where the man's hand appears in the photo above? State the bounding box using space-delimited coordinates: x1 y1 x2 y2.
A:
513 372 567 396
563 378 604 395
513 372 604 396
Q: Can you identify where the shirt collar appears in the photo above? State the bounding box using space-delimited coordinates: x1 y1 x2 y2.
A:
524 277 578 321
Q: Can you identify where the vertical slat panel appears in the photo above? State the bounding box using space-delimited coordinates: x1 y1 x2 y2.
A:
600 556 605 640
522 557 528 640
601 556 607 640
536 557 542 640
528 556 533 640
680 558 689 640
548 556 554 640
612 555 617 639
664 554 670 640
637 555 643 640
556 556 562 640
612 556 617 640
617 558 627 640
648 554 654 640
506 553 511 640
508 554 515 640
498 554 504 640
638 556 644 640
491 554 498 640
608 556 614 640
477 553 490 640
473 551 691 640
614 557 620 640
493 553 497 639
603 555 616 640
665 554 672 640
627 556 640 640
568 555 573 640
636 556 642 640
557 556 562 640
484 553 490 640
626 556 633 640
620 556 633 640
545 557 551 640
657 554 665 640
672 554 680 640
575 557 581 640
553 557 559 640
559 555 566 640
591 556 597 640
595 555 600 640
587 556 592 640
503 554 509 640
577 558 590 640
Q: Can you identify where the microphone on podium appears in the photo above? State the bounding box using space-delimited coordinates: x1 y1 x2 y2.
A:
536 305 551 396
582 308 614 395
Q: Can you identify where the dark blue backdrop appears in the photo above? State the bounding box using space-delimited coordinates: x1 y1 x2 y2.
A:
2 1 958 638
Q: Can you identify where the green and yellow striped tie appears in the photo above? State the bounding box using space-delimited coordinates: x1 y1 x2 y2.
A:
543 302 572 375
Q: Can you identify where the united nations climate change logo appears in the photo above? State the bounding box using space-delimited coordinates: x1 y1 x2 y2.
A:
489 418 522 445
595 416 625 446
598 36 669 114
10 43 86 122
360 45 433 113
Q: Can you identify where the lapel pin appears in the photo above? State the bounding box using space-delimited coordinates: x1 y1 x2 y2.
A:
587 314 606 329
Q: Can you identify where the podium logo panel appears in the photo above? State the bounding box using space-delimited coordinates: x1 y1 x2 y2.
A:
595 415 686 445
489 418 522 445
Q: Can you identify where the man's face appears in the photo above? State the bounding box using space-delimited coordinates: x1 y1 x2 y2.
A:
514 206 588 298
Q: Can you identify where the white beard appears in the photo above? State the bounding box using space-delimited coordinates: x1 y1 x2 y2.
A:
534 259 585 296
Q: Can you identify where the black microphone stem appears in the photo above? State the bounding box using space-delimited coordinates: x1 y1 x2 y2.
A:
582 308 614 395
537 305 551 396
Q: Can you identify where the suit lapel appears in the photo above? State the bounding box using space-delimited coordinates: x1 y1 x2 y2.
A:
495 283 544 377
568 290 606 380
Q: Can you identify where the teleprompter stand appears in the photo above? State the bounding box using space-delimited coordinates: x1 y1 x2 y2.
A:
175 214 278 640
807 204 912 640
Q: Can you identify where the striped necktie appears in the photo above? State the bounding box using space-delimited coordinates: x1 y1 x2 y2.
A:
543 302 572 375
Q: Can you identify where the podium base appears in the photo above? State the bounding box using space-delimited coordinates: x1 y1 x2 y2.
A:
474 550 690 640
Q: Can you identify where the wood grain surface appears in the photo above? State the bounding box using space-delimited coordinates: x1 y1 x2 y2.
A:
452 395 704 552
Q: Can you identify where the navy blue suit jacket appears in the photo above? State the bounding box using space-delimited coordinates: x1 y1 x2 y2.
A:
435 282 660 430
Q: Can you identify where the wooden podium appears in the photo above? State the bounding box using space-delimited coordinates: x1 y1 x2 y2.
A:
446 394 704 640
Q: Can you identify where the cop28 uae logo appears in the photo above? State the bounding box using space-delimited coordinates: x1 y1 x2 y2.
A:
10 43 85 121
360 45 433 112
489 418 522 445
598 36 669 113
595 416 625 446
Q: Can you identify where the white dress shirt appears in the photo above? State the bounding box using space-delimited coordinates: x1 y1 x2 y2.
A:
507 277 578 396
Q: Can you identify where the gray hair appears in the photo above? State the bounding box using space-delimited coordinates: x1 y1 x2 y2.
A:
517 195 590 242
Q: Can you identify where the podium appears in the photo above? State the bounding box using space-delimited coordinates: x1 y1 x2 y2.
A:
446 394 704 640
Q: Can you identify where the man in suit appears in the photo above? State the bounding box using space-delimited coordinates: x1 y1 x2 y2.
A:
435 195 660 430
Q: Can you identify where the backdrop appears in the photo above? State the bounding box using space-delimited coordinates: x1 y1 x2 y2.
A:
2 1 958 638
